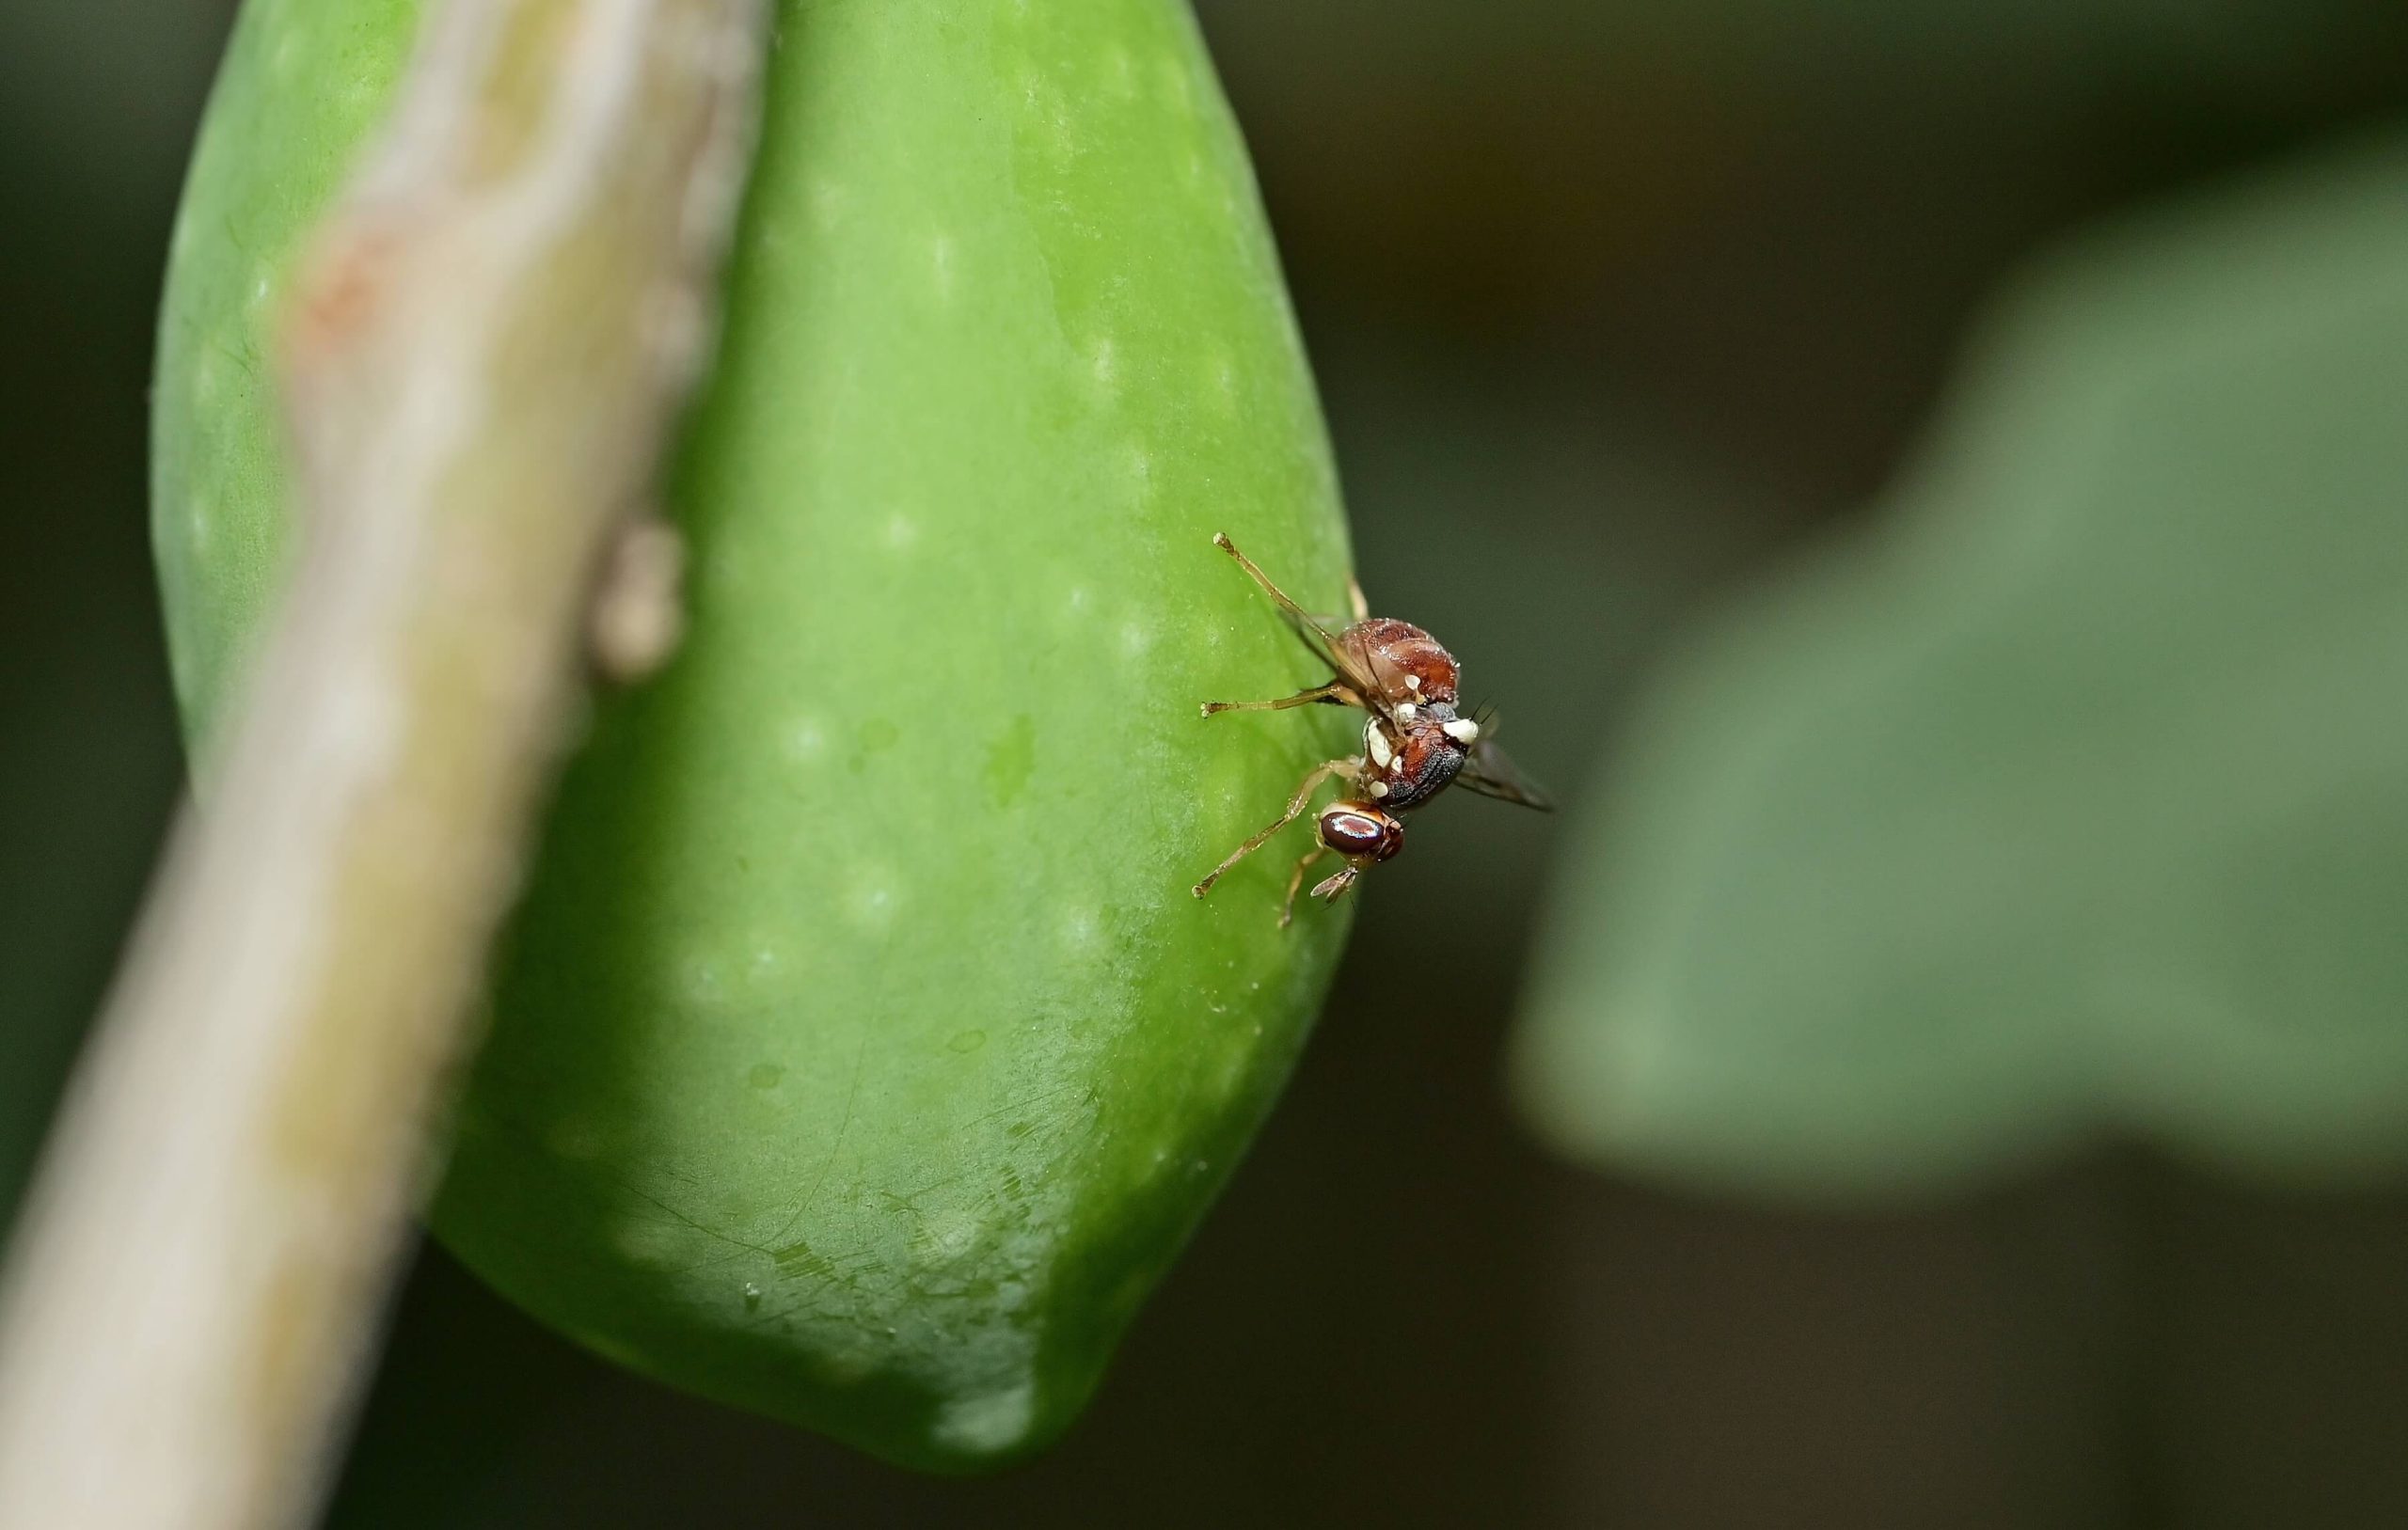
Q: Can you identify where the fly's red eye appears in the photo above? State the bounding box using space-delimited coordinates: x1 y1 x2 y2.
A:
1317 804 1405 861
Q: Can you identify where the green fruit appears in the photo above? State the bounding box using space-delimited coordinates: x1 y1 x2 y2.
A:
155 0 1355 1470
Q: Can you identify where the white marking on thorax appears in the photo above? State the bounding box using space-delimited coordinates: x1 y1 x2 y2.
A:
1364 719 1395 769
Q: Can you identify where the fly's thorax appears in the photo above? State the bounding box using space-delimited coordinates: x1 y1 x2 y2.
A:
1359 708 1470 812
1340 617 1460 707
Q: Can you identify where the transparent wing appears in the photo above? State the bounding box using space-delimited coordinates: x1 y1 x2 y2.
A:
1342 628 1416 718
1284 608 1373 695
1454 734 1554 812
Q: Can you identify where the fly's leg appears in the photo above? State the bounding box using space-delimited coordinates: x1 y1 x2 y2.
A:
1212 533 1327 628
1280 846 1332 928
1213 532 1372 680
1192 757 1360 899
1200 681 1363 718
1310 864 1361 905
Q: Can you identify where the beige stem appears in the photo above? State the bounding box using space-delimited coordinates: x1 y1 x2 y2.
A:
0 1 770 1525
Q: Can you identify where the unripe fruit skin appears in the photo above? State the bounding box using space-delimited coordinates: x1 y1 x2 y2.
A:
154 0 1356 1470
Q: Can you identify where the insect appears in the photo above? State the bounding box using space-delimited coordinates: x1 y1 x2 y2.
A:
1192 532 1552 925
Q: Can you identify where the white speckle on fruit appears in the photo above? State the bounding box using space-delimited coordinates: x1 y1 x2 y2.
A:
1104 47 1135 97
934 1383 1035 1457
251 276 272 308
1216 1050 1247 1095
749 942 786 985
930 235 956 301
188 495 214 553
784 716 827 761
1119 622 1151 657
1088 338 1117 390
193 352 218 404
809 178 848 228
683 957 725 1005
1159 59 1193 114
1063 908 1099 947
883 513 918 551
1066 586 1090 615
1125 445 1151 495
272 34 299 78
848 872 899 929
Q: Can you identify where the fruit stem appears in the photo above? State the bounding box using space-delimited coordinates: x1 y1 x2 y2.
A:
0 2 771 1525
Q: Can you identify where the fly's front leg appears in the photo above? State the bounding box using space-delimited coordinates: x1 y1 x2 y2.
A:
1192 757 1360 899
1199 681 1364 718
1280 846 1331 928
1309 864 1362 905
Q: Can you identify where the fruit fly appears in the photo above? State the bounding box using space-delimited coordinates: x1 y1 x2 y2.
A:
1192 533 1552 925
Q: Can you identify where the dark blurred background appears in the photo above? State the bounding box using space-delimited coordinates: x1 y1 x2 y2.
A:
8 1 2408 1524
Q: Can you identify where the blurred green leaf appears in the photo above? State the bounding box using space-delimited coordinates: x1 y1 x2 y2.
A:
1514 133 2408 1201
156 0 1354 1472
